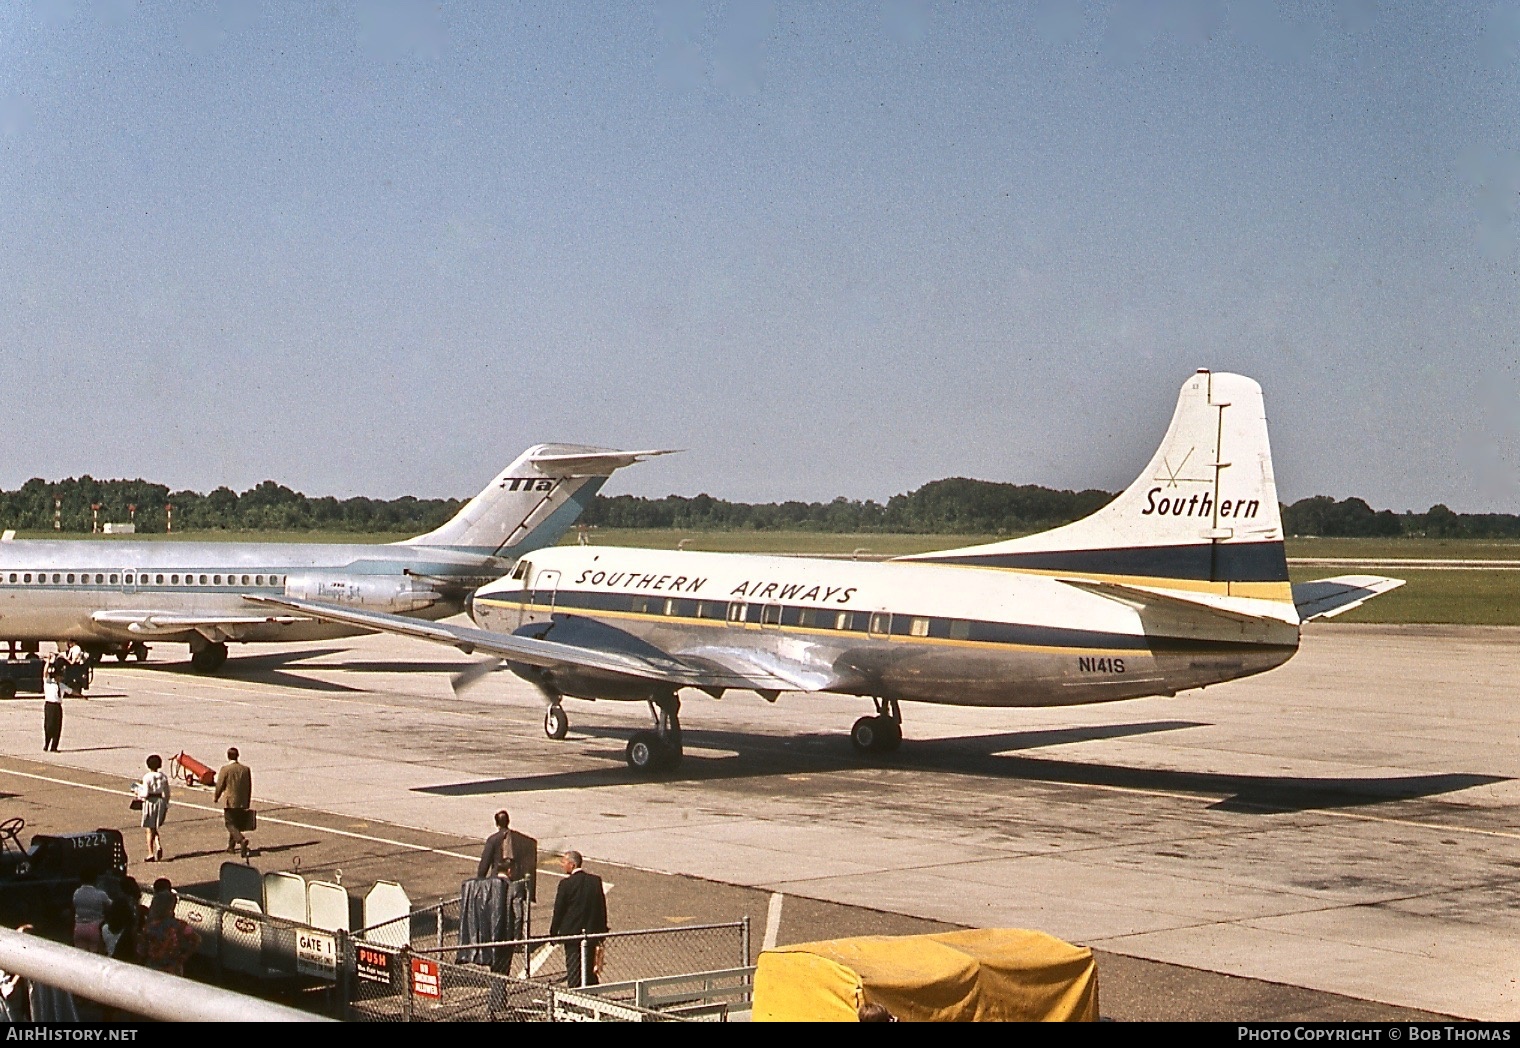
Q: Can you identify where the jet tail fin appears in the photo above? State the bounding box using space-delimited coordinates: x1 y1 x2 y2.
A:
1291 575 1405 621
402 445 675 557
900 371 1291 602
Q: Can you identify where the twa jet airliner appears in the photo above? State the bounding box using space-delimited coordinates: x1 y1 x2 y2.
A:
255 372 1402 772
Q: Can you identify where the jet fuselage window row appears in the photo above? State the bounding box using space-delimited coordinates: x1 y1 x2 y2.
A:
3 573 285 587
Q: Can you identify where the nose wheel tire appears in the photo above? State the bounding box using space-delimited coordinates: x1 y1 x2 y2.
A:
851 715 902 754
544 705 569 740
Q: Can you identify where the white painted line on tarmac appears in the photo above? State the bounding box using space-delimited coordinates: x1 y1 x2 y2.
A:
529 944 557 976
0 765 604 884
762 891 784 951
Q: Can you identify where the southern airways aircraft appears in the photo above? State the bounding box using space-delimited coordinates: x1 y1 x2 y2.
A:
0 445 667 673
253 372 1403 772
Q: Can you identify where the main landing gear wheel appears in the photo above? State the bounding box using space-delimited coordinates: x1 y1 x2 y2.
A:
625 731 670 772
624 693 683 773
189 642 228 674
544 704 569 740
851 699 903 755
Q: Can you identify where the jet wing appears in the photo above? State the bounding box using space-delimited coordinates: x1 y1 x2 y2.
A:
244 596 818 693
1291 575 1406 621
91 610 306 636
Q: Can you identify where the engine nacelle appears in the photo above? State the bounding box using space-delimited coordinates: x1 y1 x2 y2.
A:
283 574 442 613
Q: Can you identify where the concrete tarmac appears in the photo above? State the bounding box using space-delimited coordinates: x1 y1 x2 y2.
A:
2 622 1514 1020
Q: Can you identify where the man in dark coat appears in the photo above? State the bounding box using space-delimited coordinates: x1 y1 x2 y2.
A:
549 851 608 988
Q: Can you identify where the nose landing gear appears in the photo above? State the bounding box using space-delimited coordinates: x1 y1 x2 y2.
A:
544 703 570 740
851 697 902 754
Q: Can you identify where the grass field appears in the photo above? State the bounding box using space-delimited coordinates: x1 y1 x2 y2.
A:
5 529 1516 624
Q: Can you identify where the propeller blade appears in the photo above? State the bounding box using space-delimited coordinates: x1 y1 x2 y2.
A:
451 657 503 695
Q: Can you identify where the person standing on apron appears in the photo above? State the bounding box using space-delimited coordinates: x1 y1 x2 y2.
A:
134 754 171 863
41 656 62 752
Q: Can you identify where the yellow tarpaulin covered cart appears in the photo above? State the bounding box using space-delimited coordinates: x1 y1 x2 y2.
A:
753 928 1099 1022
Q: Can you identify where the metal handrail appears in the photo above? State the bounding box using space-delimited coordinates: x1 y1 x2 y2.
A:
407 919 749 956
0 927 332 1022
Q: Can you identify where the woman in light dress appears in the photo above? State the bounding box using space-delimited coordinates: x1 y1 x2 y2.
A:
133 754 170 862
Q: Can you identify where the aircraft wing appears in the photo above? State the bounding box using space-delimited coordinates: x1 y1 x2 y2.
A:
91 609 306 636
1291 575 1406 621
244 596 818 693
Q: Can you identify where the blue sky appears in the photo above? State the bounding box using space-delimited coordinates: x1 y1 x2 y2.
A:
1 1 1515 512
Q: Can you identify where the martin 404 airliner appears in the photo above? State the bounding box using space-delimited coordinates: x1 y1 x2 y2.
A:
0 445 668 673
255 372 1403 772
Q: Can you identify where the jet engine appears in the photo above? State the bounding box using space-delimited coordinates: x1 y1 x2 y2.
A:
282 574 442 613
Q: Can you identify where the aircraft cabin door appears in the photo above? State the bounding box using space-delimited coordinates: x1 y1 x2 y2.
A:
526 569 560 626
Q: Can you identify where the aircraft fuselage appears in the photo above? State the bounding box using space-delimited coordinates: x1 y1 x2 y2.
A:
472 547 1301 708
0 540 507 646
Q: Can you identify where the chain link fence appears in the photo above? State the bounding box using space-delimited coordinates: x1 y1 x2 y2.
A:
161 888 751 1021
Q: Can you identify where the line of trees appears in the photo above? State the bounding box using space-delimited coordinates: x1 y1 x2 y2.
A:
0 476 1513 540
0 477 462 534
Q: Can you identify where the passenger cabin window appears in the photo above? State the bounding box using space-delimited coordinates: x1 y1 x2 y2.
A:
727 603 745 623
696 601 726 620
199 575 208 585
869 613 891 636
241 575 250 585
155 575 164 584
51 574 60 584
23 574 31 584
761 604 782 626
909 617 931 638
110 575 119 584
255 575 265 586
949 620 971 641
214 575 222 585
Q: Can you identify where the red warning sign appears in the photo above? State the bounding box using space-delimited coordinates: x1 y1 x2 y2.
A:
410 955 441 1000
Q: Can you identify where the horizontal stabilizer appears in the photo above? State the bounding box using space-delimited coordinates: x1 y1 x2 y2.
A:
526 447 678 475
1292 575 1405 621
1057 577 1298 626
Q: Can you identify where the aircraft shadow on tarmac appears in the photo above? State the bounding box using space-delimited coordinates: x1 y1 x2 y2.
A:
126 649 370 694
114 651 486 695
415 719 1508 815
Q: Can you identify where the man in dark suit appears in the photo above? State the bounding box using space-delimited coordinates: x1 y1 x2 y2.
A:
549 851 608 988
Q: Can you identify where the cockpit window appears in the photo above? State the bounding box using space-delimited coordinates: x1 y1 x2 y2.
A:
511 560 530 581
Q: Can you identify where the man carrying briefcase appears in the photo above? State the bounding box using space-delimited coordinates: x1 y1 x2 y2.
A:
214 747 254 859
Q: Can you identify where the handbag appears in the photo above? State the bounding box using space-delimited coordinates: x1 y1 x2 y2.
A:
128 798 143 811
237 808 258 832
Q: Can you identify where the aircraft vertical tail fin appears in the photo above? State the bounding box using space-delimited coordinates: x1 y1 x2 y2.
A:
401 445 675 557
900 371 1292 600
